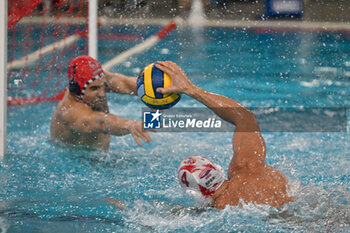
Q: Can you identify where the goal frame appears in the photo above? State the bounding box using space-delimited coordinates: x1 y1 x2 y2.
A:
0 0 7 158
1 0 98 158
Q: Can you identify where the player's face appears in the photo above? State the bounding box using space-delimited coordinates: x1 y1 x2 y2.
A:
83 78 107 109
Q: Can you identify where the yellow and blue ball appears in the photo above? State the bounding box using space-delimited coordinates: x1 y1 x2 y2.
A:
137 63 181 110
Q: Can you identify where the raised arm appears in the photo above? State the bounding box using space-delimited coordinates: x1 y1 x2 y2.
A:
64 103 152 146
103 70 137 95
155 61 266 178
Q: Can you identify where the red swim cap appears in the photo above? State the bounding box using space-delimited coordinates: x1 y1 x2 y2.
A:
68 55 104 97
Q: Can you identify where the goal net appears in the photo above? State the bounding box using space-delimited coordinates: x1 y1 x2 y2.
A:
7 0 89 105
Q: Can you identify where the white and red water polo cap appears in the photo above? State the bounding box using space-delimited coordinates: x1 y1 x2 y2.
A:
178 156 225 197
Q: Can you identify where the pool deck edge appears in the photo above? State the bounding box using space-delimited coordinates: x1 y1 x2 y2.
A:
18 16 350 32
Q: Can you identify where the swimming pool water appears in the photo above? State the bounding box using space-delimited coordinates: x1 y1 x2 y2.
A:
1 25 350 232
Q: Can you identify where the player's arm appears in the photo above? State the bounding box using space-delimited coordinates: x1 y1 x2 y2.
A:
101 198 126 210
155 61 266 178
187 90 266 178
64 104 152 146
103 70 137 95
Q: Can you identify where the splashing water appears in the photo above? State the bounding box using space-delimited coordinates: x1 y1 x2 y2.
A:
188 0 206 27
2 25 350 232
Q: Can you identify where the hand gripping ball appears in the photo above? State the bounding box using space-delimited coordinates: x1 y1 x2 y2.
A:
137 63 181 110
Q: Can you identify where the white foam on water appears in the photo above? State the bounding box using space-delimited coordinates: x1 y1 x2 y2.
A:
0 217 9 233
300 80 320 87
160 48 169 54
269 185 350 231
314 66 339 75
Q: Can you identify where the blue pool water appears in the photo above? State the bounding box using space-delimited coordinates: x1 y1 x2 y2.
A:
2 25 350 232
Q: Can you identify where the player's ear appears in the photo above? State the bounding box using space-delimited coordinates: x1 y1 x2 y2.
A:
69 79 81 96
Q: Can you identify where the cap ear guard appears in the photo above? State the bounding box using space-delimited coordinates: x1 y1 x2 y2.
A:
183 189 214 207
69 78 81 96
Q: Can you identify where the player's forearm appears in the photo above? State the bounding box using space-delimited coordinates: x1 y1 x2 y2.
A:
186 85 258 129
105 72 137 95
104 115 135 136
91 113 133 136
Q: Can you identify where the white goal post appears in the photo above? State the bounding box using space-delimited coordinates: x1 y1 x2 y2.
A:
0 0 7 158
89 0 98 60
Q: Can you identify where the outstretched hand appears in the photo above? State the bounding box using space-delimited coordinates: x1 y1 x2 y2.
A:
155 61 195 95
128 120 155 146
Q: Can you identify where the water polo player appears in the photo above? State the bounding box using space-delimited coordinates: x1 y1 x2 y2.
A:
50 55 153 149
156 61 293 209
